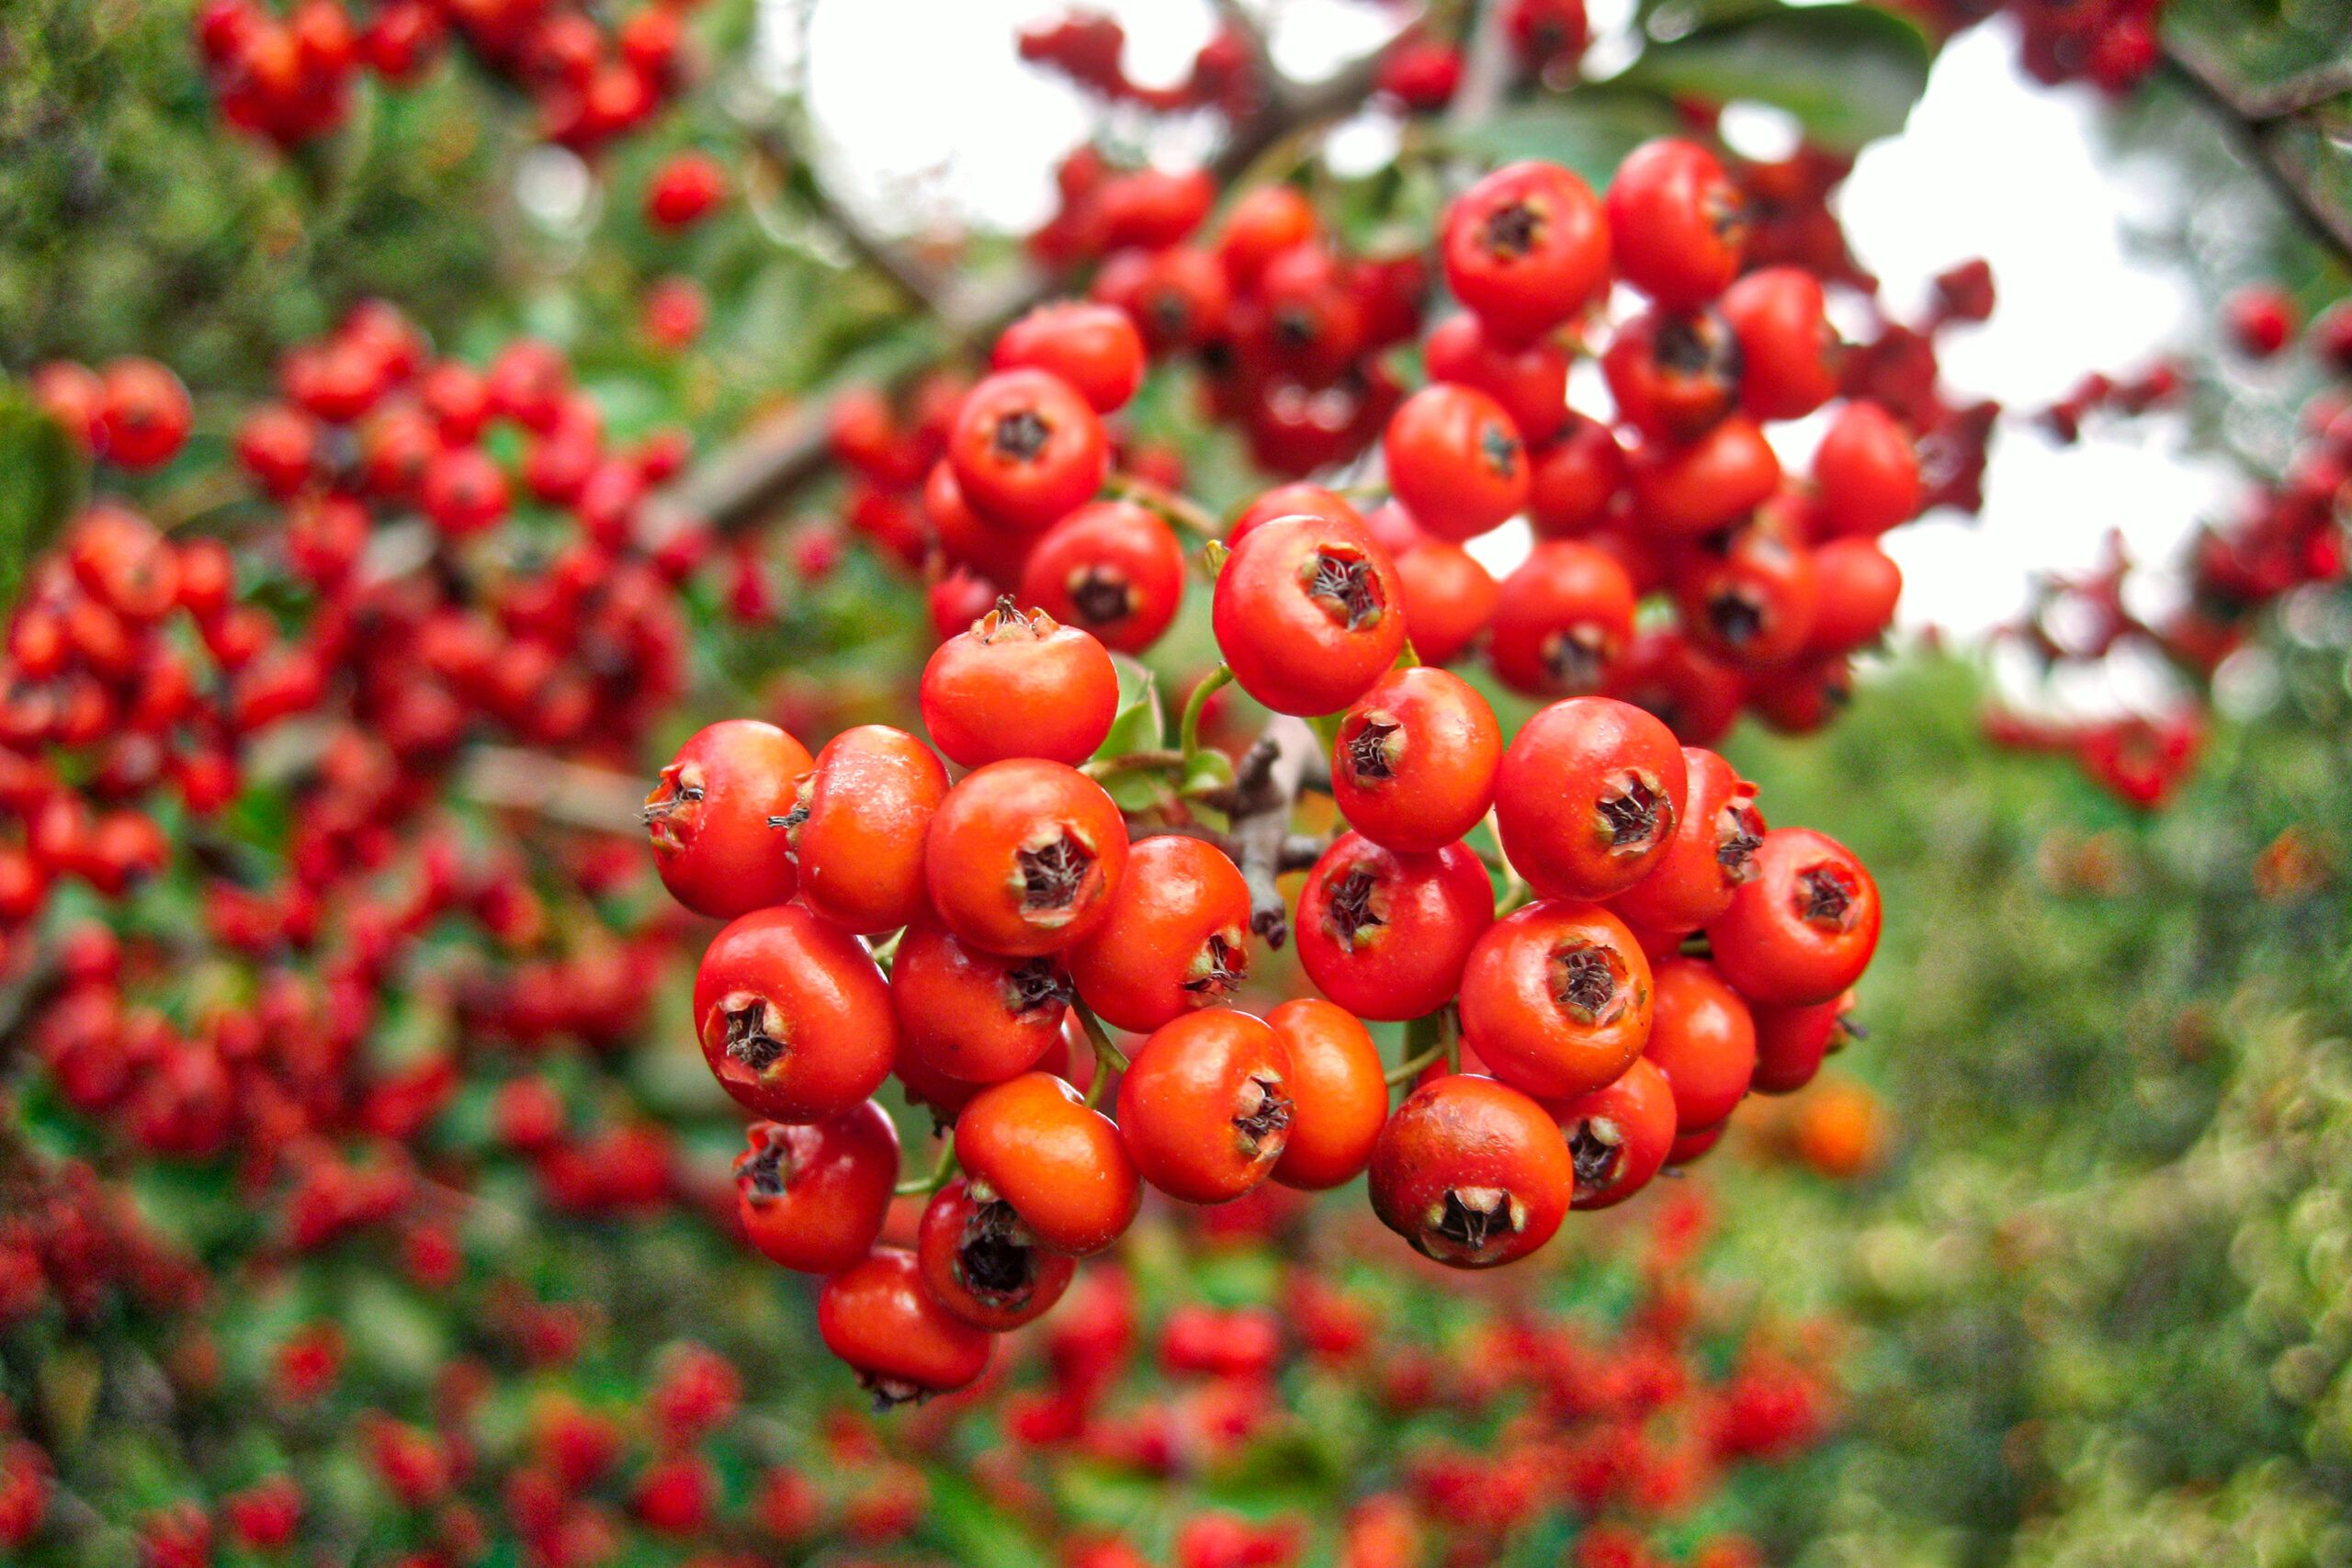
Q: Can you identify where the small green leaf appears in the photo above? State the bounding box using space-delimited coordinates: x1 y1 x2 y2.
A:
1095 663 1164 759
1181 747 1238 800
1617 6 1933 151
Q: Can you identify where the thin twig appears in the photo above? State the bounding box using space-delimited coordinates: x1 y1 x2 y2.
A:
2162 45 2352 267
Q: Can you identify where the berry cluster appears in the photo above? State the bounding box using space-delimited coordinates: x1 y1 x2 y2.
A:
661 287 1883 1392
1989 291 2352 807
193 0 697 151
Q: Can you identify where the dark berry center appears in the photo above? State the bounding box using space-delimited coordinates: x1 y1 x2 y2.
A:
992 408 1052 462
957 1199 1036 1303
1566 1119 1622 1198
1716 804 1763 881
1323 866 1386 951
1798 864 1857 930
1550 942 1624 1024
1233 1076 1292 1150
1344 716 1401 782
1597 773 1665 851
1707 588 1767 647
1482 199 1543 257
722 1004 786 1071
1017 831 1094 913
1068 567 1136 625
1003 957 1073 1016
1181 932 1247 996
1432 1187 1513 1254
1307 548 1385 631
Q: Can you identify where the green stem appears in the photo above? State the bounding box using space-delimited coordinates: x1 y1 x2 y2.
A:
893 1130 956 1197
1072 998 1130 1080
868 928 904 971
1178 666 1233 764
1484 807 1530 917
1385 1008 1454 1088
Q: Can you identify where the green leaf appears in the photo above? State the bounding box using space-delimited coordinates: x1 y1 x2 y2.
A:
1445 86 1687 187
0 386 85 605
1617 6 1934 151
1095 661 1165 758
1180 746 1237 800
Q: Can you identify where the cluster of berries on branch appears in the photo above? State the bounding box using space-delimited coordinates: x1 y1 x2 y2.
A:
660 246 1886 1394
194 0 702 150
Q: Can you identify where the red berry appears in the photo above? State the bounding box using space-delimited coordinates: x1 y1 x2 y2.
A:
1067 834 1251 1033
1749 990 1855 1094
1608 747 1763 934
1526 413 1627 536
1602 308 1740 444
1019 500 1186 654
1487 539 1637 698
1211 513 1407 716
994 301 1147 414
692 905 897 1122
1329 667 1502 853
1628 416 1781 536
1393 538 1499 667
1640 957 1756 1132
818 1248 993 1404
1383 384 1530 542
1295 832 1494 1021
956 1071 1141 1255
790 726 949 937
1605 139 1747 310
1705 828 1879 1005
96 359 193 470
1116 1008 1294 1203
644 719 813 919
1442 161 1610 344
924 760 1131 957
892 919 1070 1084
1266 998 1387 1190
734 1104 900 1274
919 597 1119 769
1369 1075 1573 1268
1811 401 1920 537
1494 696 1689 901
1551 1054 1676 1209
1423 312 1569 444
1458 898 1654 1100
948 369 1110 531
916 1177 1077 1330
1722 266 1840 420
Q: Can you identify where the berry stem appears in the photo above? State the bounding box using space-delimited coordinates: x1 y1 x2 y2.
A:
1481 807 1530 916
1071 997 1130 1085
867 928 904 972
1178 665 1234 764
892 1131 957 1198
1385 1007 1456 1088
1104 473 1223 541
